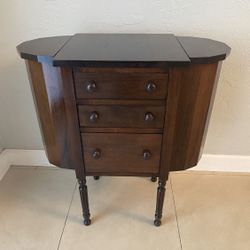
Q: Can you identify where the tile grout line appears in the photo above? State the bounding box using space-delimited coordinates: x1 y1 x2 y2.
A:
169 176 183 250
57 181 77 250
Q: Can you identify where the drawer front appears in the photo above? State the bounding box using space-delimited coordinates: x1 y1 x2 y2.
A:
74 73 168 99
82 133 162 174
78 105 165 128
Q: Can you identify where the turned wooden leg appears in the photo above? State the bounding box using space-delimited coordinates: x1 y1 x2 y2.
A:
93 176 100 180
151 177 157 182
78 178 91 226
154 178 167 226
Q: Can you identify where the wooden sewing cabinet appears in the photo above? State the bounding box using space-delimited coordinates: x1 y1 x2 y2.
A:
17 34 230 226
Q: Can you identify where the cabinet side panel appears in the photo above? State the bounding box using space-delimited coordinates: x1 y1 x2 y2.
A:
26 60 60 166
160 63 218 174
26 60 84 176
41 62 75 170
184 63 219 167
198 62 222 158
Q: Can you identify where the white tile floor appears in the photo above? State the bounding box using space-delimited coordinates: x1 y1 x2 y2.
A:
0 166 249 250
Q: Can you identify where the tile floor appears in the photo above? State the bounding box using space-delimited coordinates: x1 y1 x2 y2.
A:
0 166 249 250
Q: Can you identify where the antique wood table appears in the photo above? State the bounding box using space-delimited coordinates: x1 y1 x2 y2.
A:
17 34 230 226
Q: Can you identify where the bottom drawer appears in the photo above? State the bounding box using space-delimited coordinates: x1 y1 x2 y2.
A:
82 133 162 174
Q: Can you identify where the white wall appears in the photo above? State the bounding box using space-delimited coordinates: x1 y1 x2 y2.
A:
0 0 249 155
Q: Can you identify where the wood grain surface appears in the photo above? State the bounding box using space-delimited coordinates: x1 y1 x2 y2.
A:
82 133 162 174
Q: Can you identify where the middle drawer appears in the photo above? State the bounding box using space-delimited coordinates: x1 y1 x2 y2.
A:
78 104 165 128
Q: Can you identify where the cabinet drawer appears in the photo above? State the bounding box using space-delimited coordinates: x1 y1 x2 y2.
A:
74 72 168 99
78 105 165 128
82 133 161 174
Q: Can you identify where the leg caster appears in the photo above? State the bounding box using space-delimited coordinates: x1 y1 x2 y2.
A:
78 178 91 226
154 178 167 227
151 177 157 182
93 176 100 180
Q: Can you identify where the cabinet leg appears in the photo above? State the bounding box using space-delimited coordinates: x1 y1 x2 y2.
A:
93 176 100 180
154 178 167 226
151 177 157 182
78 178 91 226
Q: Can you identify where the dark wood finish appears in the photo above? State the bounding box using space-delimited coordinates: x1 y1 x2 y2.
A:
78 178 91 225
76 99 164 106
80 127 163 134
26 61 84 177
73 67 168 74
198 62 222 158
74 67 168 74
74 71 168 99
54 33 190 66
78 105 165 128
17 34 231 67
26 60 59 166
59 67 86 178
154 178 167 226
82 133 162 174
18 34 230 226
160 62 219 175
177 36 231 63
86 172 158 177
17 36 71 63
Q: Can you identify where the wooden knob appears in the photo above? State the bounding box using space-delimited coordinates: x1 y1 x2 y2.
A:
86 81 96 92
146 82 156 92
145 112 154 122
143 150 151 160
89 111 99 122
92 149 101 159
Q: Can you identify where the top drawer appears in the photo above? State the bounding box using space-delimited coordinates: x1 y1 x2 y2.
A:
74 71 168 99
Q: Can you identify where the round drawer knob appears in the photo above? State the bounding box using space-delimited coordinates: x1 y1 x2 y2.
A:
86 81 97 93
92 149 101 159
146 82 156 93
142 150 151 160
89 111 99 122
145 112 155 122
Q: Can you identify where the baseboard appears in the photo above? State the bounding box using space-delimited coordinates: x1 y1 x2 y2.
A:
0 150 10 181
0 149 53 181
1 149 250 181
191 154 250 172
